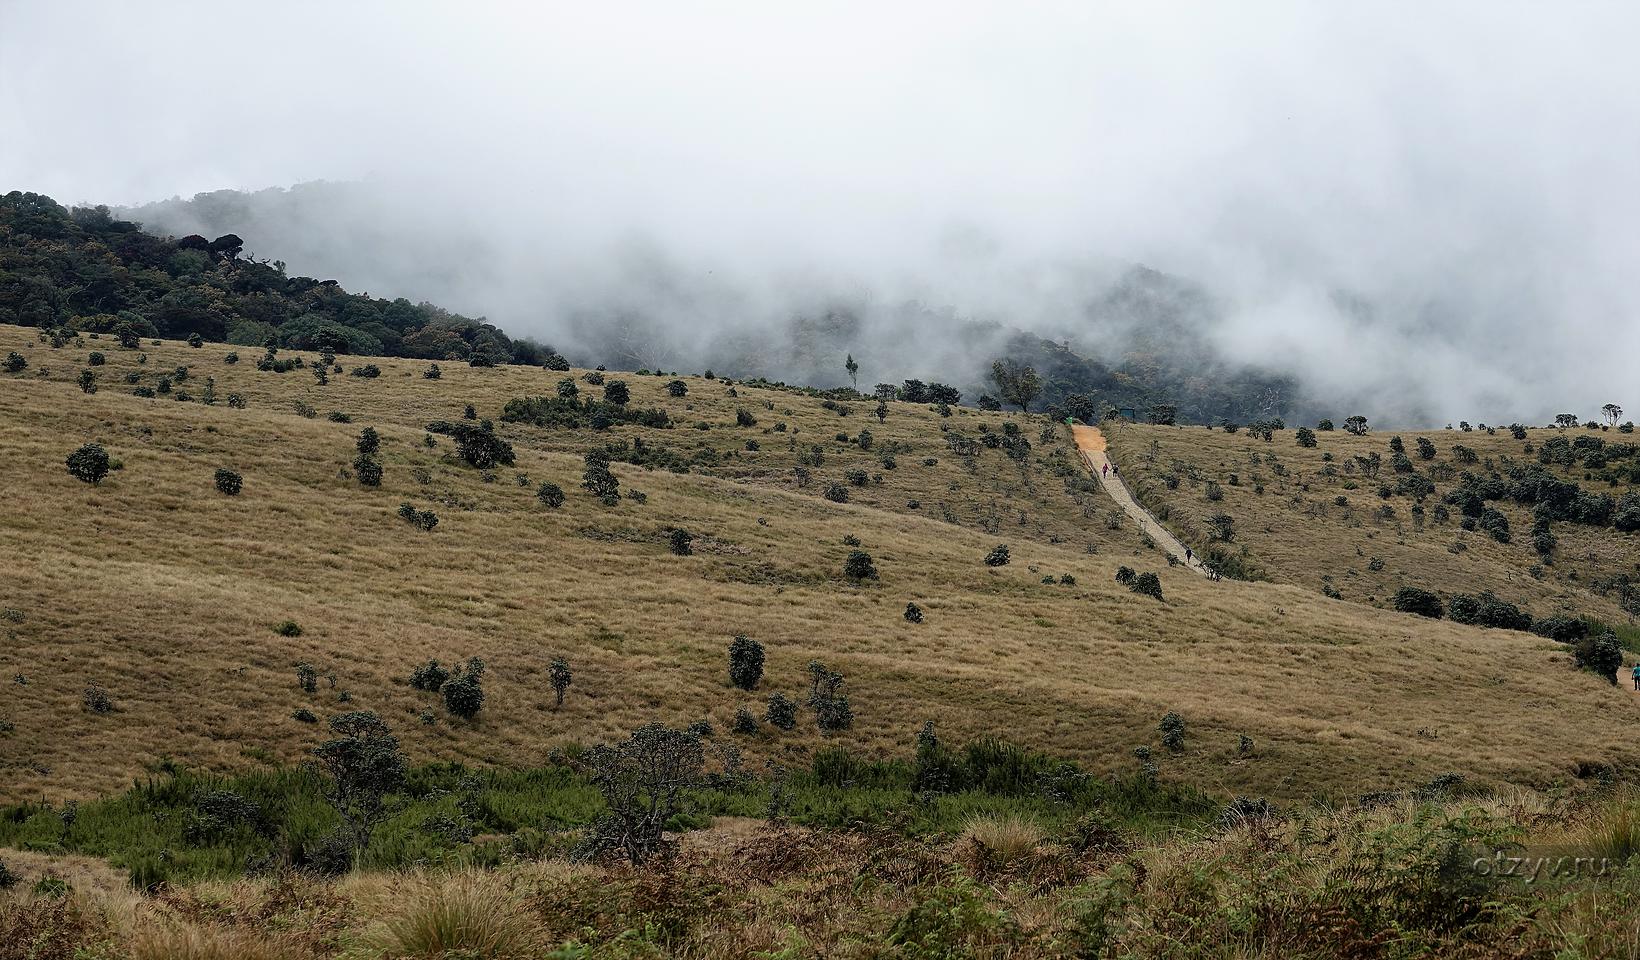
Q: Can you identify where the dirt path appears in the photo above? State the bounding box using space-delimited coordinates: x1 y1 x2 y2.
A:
1071 424 1210 577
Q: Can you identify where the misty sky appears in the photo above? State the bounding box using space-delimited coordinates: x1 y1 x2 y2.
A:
2 1 1636 421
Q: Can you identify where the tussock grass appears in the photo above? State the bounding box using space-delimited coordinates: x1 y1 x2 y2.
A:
372 870 540 958
960 812 1043 864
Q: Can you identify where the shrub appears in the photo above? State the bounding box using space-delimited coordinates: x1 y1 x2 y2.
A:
1131 572 1164 601
353 455 383 487
687 619 746 687
87 351 104 366
1115 566 1136 586
65 443 110 484
350 364 381 378
1158 711 1185 752
904 601 924 623
732 707 758 735
578 723 704 864
82 684 113 714
823 481 849 503
227 393 246 408
603 380 630 405
668 528 694 555
843 550 878 580
765 692 798 730
273 620 303 637
453 422 514 469
1448 592 1532 631
398 503 439 531
1393 587 1444 619
535 482 565 508
327 410 352 423
1295 426 1317 447
984 544 1011 566
295 662 320 694
3 351 25 373
357 427 381 457
423 363 441 379
1575 632 1624 683
549 657 572 708
442 658 486 719
1532 615 1588 644
410 659 451 691
666 379 688 397
214 468 242 495
76 369 96 393
736 407 758 427
186 332 203 348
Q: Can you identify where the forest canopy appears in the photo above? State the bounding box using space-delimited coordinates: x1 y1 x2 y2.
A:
0 191 561 365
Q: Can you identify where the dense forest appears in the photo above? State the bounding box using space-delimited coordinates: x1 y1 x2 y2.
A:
0 191 558 364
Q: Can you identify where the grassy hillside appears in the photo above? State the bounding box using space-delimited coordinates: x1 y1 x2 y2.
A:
2 322 1638 811
1105 420 1640 635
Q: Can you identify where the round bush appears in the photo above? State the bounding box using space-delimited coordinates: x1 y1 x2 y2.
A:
536 482 565 508
214 468 242 495
65 443 110 484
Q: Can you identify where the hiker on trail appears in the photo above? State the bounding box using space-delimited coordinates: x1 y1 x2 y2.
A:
1632 662 1639 691
1101 463 1108 477
1185 547 1193 564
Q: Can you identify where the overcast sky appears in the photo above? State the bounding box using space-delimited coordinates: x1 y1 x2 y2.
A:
2 1 1636 420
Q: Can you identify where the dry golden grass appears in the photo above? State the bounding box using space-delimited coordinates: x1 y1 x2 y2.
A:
2 323 1639 807
1106 418 1640 625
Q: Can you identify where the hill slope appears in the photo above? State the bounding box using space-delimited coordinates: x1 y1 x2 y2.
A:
2 322 1636 806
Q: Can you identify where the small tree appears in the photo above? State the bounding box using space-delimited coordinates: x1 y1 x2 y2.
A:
666 379 688 398
356 427 381 457
312 712 407 861
1415 437 1437 460
1317 418 1334 431
549 657 572 708
1602 403 1624 428
843 550 878 581
736 407 758 427
536 481 565 508
579 723 705 865
77 370 96 394
984 544 1011 566
3 352 25 373
1295 426 1317 447
1343 416 1369 436
65 443 110 484
807 661 853 733
845 354 859 389
582 451 621 504
1554 413 1578 430
875 400 888 423
604 380 630 405
668 528 694 555
296 662 319 694
728 635 765 691
214 468 242 495
1131 572 1164 601
989 358 1042 412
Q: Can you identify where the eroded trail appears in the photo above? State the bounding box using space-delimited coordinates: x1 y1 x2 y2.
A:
1071 424 1210 577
